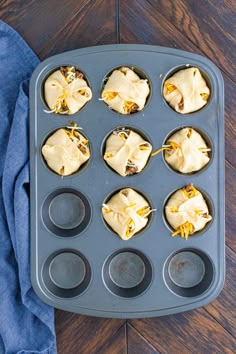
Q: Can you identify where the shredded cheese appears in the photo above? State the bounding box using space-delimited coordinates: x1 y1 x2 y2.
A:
59 166 65 175
187 128 192 138
123 101 138 113
139 144 150 151
102 203 112 213
200 92 209 101
66 72 76 83
136 206 157 217
182 184 199 199
104 152 113 158
165 83 177 94
64 127 77 141
43 108 56 114
151 141 180 157
171 221 194 240
123 203 136 212
198 147 211 152
104 91 118 100
53 90 68 113
118 131 129 140
169 206 178 212
126 218 135 237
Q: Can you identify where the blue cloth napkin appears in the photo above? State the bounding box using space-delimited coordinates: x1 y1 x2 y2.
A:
0 21 56 354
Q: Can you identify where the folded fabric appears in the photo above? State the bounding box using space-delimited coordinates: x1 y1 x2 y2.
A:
0 21 56 354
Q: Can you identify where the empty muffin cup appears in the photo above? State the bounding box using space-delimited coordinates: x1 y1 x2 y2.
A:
101 65 151 115
164 249 214 297
42 188 91 237
103 249 153 298
162 65 212 114
42 250 91 298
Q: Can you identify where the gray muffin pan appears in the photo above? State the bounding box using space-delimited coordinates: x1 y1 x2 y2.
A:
30 44 225 318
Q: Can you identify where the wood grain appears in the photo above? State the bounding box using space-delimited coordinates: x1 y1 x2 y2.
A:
127 324 159 354
130 308 236 354
0 0 92 56
225 162 236 252
224 78 236 168
205 246 236 338
146 0 236 79
55 311 125 354
39 0 118 59
97 323 126 354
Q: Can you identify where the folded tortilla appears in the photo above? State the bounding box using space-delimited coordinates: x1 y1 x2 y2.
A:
102 188 151 240
165 127 210 173
44 70 92 114
104 129 152 176
165 187 212 234
101 67 150 114
42 128 90 176
163 67 210 114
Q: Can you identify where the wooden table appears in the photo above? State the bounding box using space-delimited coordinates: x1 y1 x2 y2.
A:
1 0 235 352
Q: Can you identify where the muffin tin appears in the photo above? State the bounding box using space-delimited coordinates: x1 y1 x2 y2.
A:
30 44 224 318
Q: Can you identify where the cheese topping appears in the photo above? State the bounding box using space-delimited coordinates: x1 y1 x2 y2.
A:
182 183 198 198
165 83 177 94
103 91 118 100
151 141 180 157
165 184 212 240
171 221 194 239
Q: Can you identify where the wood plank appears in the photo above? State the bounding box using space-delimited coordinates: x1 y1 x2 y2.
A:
55 311 125 354
129 308 236 354
97 323 126 354
146 0 236 79
0 0 92 56
127 324 159 354
224 79 236 168
39 0 118 60
120 0 236 169
225 162 236 252
205 246 236 338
